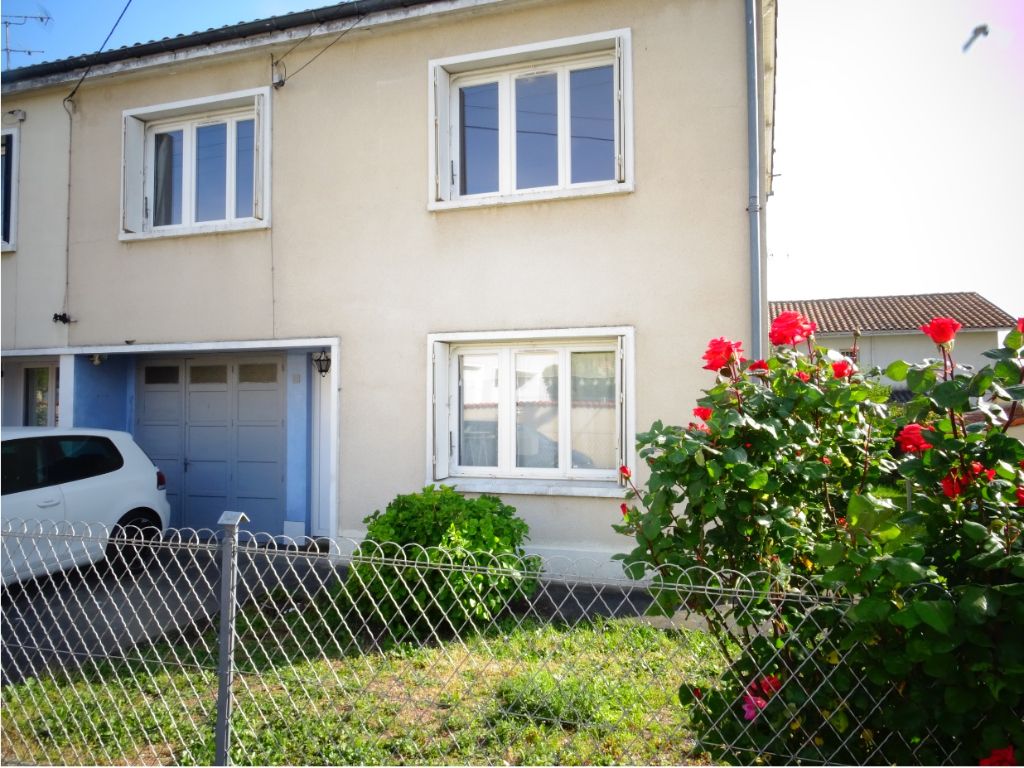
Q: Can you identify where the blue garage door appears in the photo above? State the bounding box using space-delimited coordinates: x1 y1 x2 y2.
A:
135 356 285 535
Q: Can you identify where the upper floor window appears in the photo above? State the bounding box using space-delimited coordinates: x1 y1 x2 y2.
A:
1 127 19 250
121 89 270 240
429 30 633 210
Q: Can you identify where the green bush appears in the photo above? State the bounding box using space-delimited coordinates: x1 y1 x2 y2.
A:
343 485 539 641
616 316 1024 765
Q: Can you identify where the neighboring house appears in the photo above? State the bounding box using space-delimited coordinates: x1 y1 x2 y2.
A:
1 0 777 573
769 292 1016 383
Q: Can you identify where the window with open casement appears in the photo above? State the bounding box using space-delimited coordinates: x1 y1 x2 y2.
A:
428 328 634 495
429 30 633 209
121 89 270 239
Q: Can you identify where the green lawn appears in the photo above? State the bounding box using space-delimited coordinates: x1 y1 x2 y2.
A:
2 608 726 765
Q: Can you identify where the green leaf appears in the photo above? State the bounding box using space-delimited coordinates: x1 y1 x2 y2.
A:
907 366 937 394
747 470 769 490
961 520 989 542
912 599 955 634
885 557 928 583
889 606 921 629
814 541 846 567
885 359 910 381
931 379 970 410
847 596 892 623
958 586 996 625
1005 384 1024 401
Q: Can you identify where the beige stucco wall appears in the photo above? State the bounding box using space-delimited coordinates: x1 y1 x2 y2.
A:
1 92 72 350
1 0 757 565
820 331 1002 383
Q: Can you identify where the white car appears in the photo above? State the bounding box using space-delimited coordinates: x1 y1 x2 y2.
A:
1 427 170 585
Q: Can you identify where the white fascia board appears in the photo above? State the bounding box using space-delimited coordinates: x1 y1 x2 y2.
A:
2 0 519 95
815 328 1004 339
1 337 339 357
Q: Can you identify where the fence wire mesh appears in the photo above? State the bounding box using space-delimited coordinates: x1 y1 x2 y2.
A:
0 520 997 766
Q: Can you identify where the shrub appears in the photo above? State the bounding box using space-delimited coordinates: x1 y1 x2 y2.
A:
615 316 1024 764
343 485 539 641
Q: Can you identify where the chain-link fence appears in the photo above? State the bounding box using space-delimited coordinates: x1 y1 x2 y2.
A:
0 517 996 765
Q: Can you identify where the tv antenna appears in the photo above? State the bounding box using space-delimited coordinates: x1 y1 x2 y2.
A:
2 12 52 70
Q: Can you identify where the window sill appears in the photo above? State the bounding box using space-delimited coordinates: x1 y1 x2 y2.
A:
435 477 627 499
119 219 269 242
428 181 633 212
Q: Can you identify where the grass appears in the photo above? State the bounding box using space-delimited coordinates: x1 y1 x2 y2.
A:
1 595 727 765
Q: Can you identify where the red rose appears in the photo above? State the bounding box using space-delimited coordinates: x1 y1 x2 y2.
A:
942 463 994 498
980 746 1016 766
1017 318 1024 333
831 360 855 378
769 311 817 346
692 688 703 700
748 359 769 373
693 407 713 421
759 675 782 695
688 421 711 434
619 465 631 479
919 317 962 345
837 516 847 527
895 423 935 453
702 337 744 372
821 457 832 465
794 371 810 383
620 502 629 517
1016 487 1024 506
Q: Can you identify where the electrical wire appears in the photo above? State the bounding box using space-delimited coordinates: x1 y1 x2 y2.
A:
279 13 365 86
64 0 134 103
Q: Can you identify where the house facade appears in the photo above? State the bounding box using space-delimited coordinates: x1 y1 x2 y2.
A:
1 0 776 572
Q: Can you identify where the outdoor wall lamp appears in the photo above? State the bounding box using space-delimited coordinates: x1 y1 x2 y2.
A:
312 350 331 377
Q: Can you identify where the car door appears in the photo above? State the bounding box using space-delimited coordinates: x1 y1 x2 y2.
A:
0 437 67 584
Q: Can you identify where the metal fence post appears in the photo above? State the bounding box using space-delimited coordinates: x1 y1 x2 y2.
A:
214 511 248 767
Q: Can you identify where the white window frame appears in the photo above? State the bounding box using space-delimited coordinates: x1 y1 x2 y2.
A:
120 88 271 240
1 125 19 251
427 326 635 497
428 29 633 211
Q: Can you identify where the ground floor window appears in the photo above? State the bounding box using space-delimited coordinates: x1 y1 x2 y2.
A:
429 328 634 488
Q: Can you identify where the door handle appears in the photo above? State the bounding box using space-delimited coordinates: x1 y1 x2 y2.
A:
36 499 61 509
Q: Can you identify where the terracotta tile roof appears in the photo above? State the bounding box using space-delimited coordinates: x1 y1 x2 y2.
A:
769 292 1016 335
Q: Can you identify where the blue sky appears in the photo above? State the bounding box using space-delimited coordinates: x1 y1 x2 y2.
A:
3 0 1022 320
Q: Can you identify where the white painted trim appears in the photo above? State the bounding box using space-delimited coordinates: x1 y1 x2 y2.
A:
429 326 633 344
2 337 338 358
58 354 76 427
437 478 627 498
429 182 633 211
430 28 632 71
3 0 518 95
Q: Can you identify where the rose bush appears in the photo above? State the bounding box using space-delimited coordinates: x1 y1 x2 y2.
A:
615 313 1024 765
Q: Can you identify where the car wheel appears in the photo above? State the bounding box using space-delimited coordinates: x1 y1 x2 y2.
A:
106 509 162 571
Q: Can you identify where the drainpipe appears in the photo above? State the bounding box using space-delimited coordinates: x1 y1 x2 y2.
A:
745 0 766 358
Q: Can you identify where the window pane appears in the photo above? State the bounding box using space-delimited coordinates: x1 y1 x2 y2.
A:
459 83 499 195
571 351 616 469
235 119 255 219
1 133 11 243
144 365 180 385
570 65 615 183
238 363 277 384
515 73 558 189
50 437 124 484
459 354 499 467
24 368 50 427
195 122 227 222
516 352 558 469
189 365 227 385
153 130 183 226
